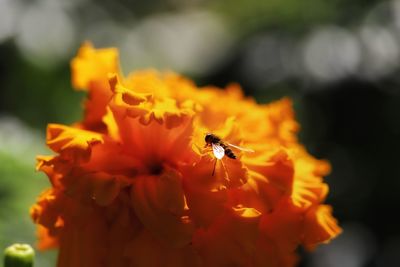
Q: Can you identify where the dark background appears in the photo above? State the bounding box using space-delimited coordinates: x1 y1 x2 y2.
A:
1 0 400 266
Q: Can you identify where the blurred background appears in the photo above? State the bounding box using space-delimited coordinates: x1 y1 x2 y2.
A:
1 0 400 266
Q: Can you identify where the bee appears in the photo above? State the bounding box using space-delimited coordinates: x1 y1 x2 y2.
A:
204 133 254 176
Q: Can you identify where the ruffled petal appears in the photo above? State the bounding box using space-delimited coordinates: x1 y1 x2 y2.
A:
71 42 119 90
130 168 194 247
263 98 299 143
71 42 120 130
109 74 194 129
89 172 129 206
46 124 103 163
36 224 59 250
109 107 195 172
239 148 294 212
36 155 66 188
80 141 141 176
31 189 59 229
291 149 331 209
259 201 303 253
182 156 229 227
302 205 342 250
63 170 130 206
102 106 120 140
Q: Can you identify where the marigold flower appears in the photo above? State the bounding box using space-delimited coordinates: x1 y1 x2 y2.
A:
31 43 341 267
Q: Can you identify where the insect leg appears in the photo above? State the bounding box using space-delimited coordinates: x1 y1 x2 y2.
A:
220 159 230 181
212 159 217 176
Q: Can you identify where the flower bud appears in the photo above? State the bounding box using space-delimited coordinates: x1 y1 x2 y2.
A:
4 243 35 267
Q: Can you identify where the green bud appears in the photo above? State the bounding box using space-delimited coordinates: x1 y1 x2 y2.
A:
4 243 35 267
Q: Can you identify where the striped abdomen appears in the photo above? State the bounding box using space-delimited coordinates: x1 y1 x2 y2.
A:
221 143 236 159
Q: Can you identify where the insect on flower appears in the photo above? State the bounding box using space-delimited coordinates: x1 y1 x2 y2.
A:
204 133 254 175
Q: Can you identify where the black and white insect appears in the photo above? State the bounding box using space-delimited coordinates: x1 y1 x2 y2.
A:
204 133 254 175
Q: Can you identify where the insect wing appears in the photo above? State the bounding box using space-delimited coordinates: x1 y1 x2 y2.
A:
212 143 225 159
227 143 254 153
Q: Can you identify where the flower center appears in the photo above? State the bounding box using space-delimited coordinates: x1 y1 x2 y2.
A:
148 162 163 175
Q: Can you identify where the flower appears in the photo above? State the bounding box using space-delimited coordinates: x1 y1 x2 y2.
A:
31 43 341 267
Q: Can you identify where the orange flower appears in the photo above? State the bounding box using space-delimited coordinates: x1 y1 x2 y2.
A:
31 43 341 267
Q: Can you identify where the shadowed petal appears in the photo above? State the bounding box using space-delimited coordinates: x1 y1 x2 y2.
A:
131 169 194 247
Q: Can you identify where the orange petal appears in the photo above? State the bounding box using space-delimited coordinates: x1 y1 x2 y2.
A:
36 224 59 250
124 230 201 267
81 82 113 131
88 172 129 206
59 169 129 206
80 141 142 176
259 201 303 253
109 73 153 105
254 237 299 267
109 74 194 129
263 98 299 143
105 197 142 267
123 69 181 98
102 106 120 140
192 207 261 267
292 177 329 209
46 124 103 163
71 43 121 130
110 112 195 172
130 169 194 247
302 205 342 250
246 149 294 193
182 155 248 227
30 189 59 227
239 148 294 212
36 155 67 188
291 155 330 209
57 208 108 267
71 42 119 90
